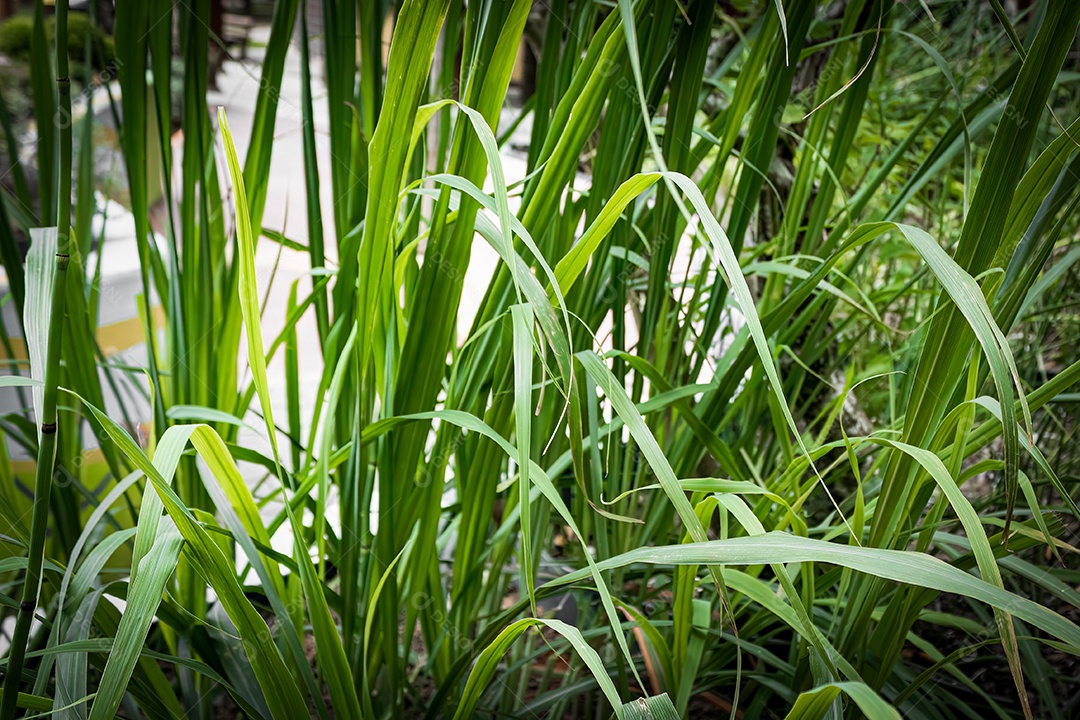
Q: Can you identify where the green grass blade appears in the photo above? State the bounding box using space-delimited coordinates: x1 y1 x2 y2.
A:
784 682 901 720
68 391 310 719
452 618 625 720
548 532 1080 650
87 521 183 720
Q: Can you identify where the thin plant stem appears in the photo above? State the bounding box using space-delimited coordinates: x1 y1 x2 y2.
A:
0 1 72 717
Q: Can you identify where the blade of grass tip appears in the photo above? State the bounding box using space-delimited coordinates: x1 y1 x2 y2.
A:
449 99 576 378
552 173 663 296
1 1 73 713
800 5 882 123
362 541 410 717
0 693 51 715
217 108 281 468
129 407 197 591
770 0 790 65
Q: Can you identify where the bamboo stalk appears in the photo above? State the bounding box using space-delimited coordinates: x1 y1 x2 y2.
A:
0 1 72 717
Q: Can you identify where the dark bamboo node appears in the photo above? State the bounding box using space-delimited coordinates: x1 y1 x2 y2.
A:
19 600 34 612
41 422 57 435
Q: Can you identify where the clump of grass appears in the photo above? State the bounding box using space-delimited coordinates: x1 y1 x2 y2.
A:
0 1 1077 718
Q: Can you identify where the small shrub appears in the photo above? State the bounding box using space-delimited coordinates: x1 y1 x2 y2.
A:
0 11 115 70
0 14 32 61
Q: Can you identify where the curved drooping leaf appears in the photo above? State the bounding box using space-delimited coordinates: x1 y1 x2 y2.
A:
547 532 1080 650
784 682 901 720
66 391 309 720
452 618 625 720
